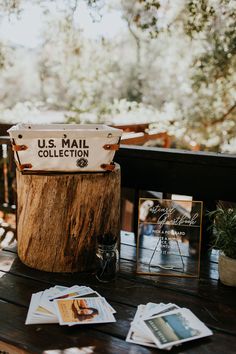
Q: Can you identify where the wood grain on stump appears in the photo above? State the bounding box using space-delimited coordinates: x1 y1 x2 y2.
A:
16 164 120 272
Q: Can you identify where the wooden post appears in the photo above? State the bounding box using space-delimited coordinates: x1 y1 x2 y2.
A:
16 164 120 272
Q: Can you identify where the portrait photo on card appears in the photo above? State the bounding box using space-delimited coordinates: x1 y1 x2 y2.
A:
54 297 115 326
136 198 203 277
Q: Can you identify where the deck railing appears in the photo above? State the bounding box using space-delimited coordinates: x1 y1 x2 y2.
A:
0 136 16 244
115 145 236 200
1 134 236 249
0 136 15 208
114 145 236 247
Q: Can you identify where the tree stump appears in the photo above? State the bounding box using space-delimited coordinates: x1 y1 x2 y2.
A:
16 164 120 272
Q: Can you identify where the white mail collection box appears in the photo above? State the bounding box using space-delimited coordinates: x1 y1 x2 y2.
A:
8 124 122 172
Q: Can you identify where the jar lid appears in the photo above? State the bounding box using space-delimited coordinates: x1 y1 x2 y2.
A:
97 243 117 252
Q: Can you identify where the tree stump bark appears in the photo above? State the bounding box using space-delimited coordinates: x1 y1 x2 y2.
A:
16 164 120 272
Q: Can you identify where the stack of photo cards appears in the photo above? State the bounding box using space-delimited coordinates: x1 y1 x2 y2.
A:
126 302 213 350
25 285 116 326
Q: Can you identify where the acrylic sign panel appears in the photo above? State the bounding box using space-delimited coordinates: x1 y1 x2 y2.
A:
136 198 203 277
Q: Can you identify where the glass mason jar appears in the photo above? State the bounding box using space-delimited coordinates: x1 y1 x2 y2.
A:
96 243 119 282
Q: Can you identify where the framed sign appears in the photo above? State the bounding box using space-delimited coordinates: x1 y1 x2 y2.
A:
136 198 203 277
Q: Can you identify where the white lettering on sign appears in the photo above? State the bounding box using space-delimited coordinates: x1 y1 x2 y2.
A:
148 206 199 227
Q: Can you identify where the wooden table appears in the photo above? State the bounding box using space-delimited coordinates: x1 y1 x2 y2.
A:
0 237 236 354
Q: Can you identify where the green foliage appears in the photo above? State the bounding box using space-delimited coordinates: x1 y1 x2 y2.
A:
0 50 5 69
208 205 236 259
185 0 215 36
0 0 21 15
126 0 160 38
1 0 236 151
182 0 236 147
187 1 236 83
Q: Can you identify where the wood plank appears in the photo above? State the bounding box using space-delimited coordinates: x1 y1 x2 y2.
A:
0 340 30 354
0 249 231 309
0 267 235 336
120 242 219 279
0 289 236 353
1 251 236 353
0 302 157 354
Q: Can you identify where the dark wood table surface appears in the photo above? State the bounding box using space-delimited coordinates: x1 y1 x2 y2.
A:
0 234 236 354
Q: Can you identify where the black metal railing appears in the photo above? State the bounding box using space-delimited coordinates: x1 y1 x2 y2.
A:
115 145 236 201
0 136 16 244
1 135 236 249
0 136 15 208
115 145 236 247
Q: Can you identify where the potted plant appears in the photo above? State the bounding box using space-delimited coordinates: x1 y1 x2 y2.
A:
208 205 236 286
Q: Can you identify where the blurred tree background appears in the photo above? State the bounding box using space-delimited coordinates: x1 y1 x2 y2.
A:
0 0 235 152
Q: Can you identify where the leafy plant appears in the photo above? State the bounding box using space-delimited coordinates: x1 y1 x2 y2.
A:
208 205 236 259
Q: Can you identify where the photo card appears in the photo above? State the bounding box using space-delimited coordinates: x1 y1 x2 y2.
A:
142 308 213 349
126 305 157 348
126 303 180 350
54 297 116 326
25 285 116 326
25 292 58 324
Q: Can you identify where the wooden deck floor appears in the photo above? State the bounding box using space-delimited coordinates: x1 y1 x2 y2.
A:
0 236 235 354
